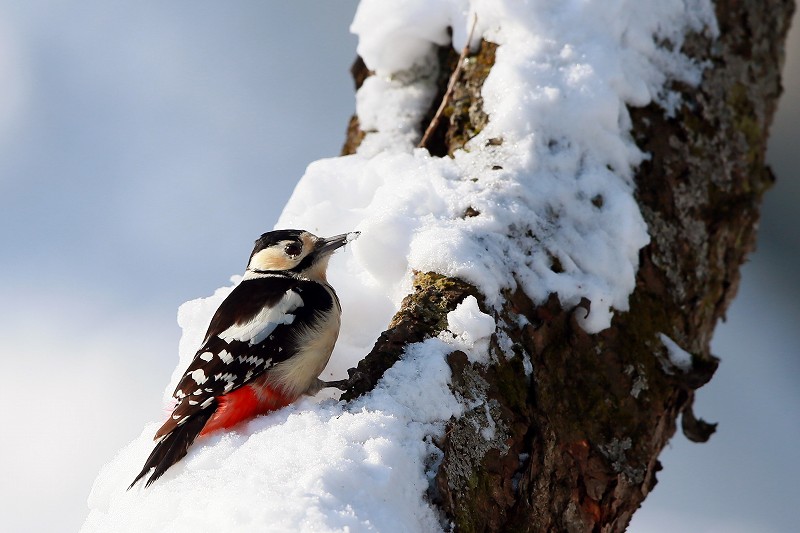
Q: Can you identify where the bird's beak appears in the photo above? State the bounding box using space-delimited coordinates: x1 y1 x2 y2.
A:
316 231 360 255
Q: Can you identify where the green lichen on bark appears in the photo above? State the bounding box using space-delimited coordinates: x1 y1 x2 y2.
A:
339 272 479 402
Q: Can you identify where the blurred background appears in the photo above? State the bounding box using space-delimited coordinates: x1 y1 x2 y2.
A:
0 2 795 531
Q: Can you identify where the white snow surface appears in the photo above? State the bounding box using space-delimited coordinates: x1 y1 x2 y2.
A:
659 333 694 372
85 1 717 531
442 295 496 363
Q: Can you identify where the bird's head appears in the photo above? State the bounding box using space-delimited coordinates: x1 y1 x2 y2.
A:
246 229 359 282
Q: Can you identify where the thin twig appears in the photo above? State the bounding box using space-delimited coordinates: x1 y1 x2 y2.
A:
418 14 479 149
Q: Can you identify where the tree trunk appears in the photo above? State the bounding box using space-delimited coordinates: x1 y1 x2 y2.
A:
339 1 794 531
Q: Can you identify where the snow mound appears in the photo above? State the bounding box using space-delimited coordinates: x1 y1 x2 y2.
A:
85 338 461 532
441 295 496 364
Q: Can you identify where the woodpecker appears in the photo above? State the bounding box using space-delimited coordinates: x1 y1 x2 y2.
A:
130 229 359 488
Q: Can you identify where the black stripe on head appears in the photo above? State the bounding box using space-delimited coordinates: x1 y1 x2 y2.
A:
287 233 350 275
289 251 318 274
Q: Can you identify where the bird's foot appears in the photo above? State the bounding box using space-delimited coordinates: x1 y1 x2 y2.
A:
316 369 364 392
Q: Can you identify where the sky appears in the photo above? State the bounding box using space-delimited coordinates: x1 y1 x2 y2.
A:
0 2 796 532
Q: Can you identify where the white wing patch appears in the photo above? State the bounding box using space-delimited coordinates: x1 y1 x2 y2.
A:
219 289 304 345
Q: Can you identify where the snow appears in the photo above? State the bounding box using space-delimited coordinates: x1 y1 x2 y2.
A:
659 333 694 372
321 0 715 334
86 336 462 532
442 295 496 364
85 1 717 531
446 296 495 347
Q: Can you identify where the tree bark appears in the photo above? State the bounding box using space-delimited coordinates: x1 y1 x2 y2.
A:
339 1 794 531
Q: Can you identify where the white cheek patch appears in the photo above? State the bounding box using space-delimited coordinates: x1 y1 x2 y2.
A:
249 244 297 271
219 290 304 345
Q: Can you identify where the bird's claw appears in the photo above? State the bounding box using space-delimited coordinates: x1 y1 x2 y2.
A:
318 369 364 392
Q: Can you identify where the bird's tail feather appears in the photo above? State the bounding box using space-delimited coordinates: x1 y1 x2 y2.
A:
129 409 213 489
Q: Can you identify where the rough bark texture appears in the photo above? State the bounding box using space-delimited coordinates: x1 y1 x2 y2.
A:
339 1 794 531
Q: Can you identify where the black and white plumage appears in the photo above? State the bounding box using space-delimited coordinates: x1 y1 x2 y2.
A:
130 229 358 488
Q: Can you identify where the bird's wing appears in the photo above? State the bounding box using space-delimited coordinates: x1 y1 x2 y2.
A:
154 275 309 439
202 274 301 344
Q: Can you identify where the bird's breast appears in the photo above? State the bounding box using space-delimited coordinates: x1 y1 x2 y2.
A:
267 305 341 397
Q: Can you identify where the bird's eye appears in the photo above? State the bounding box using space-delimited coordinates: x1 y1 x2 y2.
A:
284 242 302 257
